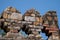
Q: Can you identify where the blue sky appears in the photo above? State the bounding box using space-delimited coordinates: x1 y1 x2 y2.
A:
0 0 60 40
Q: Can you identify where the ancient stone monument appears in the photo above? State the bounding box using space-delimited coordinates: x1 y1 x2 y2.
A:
0 7 60 40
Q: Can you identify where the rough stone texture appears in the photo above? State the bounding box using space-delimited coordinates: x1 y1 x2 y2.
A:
0 7 60 40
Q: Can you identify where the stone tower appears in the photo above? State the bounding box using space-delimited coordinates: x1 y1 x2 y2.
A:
0 7 60 40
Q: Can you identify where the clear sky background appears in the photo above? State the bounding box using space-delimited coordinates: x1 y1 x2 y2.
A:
0 0 60 40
